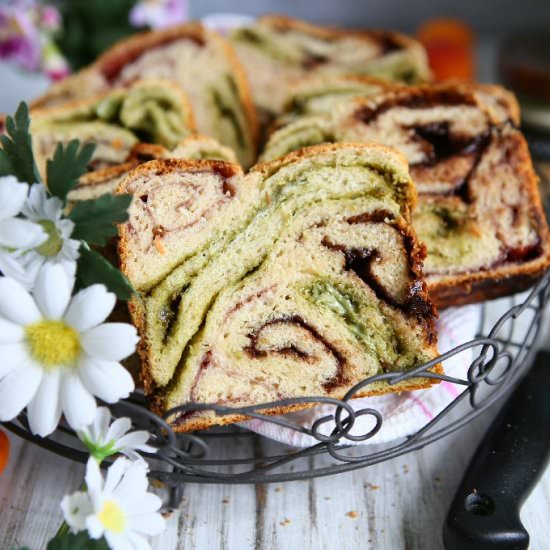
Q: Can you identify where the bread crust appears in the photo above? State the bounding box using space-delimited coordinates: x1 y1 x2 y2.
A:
116 158 246 401
32 22 259 163
160 363 444 433
258 14 425 54
116 148 440 433
428 131 550 307
31 78 195 129
252 141 417 217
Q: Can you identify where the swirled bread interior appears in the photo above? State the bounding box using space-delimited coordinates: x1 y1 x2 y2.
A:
230 15 430 116
260 83 550 306
31 80 195 178
31 23 258 168
118 143 439 431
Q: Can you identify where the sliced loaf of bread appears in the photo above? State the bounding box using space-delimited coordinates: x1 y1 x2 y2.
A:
260 84 549 307
68 135 238 203
31 23 259 168
118 143 439 431
30 80 195 178
230 15 430 117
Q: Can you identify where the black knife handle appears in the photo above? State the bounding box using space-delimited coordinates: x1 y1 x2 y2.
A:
443 350 550 550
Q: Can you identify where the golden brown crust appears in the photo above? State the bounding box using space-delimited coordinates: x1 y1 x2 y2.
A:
30 79 196 133
117 158 246 402
251 141 417 217
428 132 550 307
33 22 259 163
206 28 260 161
158 363 444 433
258 13 422 51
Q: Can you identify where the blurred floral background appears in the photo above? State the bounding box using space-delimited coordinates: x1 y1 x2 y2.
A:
0 0 189 79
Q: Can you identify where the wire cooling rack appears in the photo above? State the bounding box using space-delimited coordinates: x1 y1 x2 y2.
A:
4 271 550 505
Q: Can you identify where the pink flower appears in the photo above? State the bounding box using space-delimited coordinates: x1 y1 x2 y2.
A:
129 0 189 29
0 1 68 78
0 4 41 70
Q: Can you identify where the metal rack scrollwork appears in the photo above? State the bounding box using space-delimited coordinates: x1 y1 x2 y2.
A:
4 271 550 502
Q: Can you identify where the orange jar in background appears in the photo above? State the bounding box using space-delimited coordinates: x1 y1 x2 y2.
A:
417 19 475 81
0 430 10 474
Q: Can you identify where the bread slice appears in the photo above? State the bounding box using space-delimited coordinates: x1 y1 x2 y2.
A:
118 143 439 431
68 136 238 203
31 23 258 168
275 74 399 129
260 83 549 307
30 80 195 178
230 14 430 117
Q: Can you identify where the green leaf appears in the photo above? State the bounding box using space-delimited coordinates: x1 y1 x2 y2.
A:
46 532 109 550
76 246 134 301
47 140 96 204
69 193 132 246
0 102 41 183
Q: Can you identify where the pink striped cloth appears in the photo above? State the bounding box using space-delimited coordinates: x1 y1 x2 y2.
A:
241 305 481 447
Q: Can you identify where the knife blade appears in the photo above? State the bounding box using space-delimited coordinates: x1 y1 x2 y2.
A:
443 349 550 549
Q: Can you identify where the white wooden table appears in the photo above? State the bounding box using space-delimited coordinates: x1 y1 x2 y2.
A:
2 404 550 550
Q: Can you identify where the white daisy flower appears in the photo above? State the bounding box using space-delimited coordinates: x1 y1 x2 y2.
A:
0 263 138 436
77 407 157 463
61 457 166 549
0 176 48 281
16 183 81 289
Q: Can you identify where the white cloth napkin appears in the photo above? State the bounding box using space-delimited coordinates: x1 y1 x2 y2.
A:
241 305 482 447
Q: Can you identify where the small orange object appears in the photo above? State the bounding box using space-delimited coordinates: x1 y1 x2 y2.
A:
417 19 475 82
0 430 9 474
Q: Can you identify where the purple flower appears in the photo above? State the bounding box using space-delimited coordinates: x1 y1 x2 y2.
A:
129 0 189 29
0 4 41 70
0 1 67 78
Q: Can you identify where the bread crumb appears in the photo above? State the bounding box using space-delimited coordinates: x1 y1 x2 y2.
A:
222 498 230 504
364 482 380 490
275 487 283 493
280 518 291 526
346 511 358 519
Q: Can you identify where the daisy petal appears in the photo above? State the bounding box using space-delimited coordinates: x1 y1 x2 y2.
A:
127 531 152 550
0 364 42 420
0 176 28 219
91 406 112 443
125 493 163 516
113 461 148 503
61 491 93 534
34 263 73 319
64 285 116 332
79 357 134 403
61 372 97 429
0 343 29 378
81 323 139 361
86 515 105 540
104 532 133 550
0 218 46 249
85 456 104 509
0 277 41 324
0 251 29 283
104 457 131 494
27 369 63 437
129 511 166 536
0 319 24 343
106 417 132 442
115 431 151 452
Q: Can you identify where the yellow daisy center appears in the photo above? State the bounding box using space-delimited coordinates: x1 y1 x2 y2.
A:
35 220 63 257
98 499 126 534
25 320 81 369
